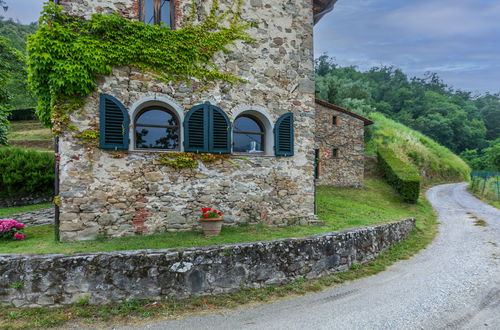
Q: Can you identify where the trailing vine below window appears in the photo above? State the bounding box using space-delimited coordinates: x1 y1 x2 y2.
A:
27 0 251 134
157 152 238 168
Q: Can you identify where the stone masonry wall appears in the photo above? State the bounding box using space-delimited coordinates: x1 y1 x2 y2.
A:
0 218 416 307
315 103 365 187
57 0 317 241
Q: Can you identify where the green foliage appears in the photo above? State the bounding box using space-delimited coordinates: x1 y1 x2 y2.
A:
74 128 100 148
9 281 24 290
377 146 421 203
315 56 499 163
157 152 231 169
462 139 500 171
0 17 37 109
27 2 252 130
0 36 24 144
75 294 91 307
158 152 198 169
0 147 54 197
368 112 471 183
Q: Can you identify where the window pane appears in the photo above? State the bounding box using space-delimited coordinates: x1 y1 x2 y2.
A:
160 0 171 26
234 116 262 133
136 109 177 126
144 0 154 24
233 133 263 153
136 126 179 149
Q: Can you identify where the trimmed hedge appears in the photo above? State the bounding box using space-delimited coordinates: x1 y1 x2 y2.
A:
0 147 54 198
8 108 38 121
377 146 421 203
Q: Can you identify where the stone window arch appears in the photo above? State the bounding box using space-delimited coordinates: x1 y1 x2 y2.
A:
129 96 184 151
232 107 274 155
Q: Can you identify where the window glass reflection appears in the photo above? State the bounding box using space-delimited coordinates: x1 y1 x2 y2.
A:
233 116 264 153
135 108 179 150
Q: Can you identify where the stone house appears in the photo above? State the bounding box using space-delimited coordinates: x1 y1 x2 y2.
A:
53 0 369 242
314 98 373 187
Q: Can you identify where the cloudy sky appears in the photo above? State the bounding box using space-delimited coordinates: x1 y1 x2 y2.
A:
3 0 499 94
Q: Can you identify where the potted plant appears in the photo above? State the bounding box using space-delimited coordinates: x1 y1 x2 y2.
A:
199 208 224 237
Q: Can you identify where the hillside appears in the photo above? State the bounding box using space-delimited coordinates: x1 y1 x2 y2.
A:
315 56 500 171
366 112 470 183
7 120 52 151
0 17 37 109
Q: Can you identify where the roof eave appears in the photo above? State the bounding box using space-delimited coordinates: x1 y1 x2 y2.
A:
315 98 374 126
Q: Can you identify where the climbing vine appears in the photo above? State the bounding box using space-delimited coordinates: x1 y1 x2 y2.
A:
73 127 100 149
157 152 236 169
27 1 252 131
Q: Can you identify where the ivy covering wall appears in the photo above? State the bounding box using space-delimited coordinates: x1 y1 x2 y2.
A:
27 1 251 134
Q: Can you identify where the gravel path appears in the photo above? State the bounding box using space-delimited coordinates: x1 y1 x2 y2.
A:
0 207 54 226
131 183 500 330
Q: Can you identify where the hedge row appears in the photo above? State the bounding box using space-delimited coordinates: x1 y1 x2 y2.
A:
377 146 421 203
0 147 54 198
8 108 38 121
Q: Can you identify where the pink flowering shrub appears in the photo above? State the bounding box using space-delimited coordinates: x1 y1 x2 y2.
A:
0 220 27 241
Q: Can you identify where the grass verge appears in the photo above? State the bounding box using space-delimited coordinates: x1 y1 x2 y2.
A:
0 203 52 218
1 178 431 255
0 186 438 329
468 187 500 209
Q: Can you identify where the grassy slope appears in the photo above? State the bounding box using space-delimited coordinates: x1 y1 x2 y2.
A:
0 178 434 255
366 112 470 183
6 120 53 151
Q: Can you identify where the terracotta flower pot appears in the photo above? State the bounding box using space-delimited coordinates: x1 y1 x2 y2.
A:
199 217 224 237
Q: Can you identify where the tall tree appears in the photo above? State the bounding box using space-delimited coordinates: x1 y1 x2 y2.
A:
0 36 22 144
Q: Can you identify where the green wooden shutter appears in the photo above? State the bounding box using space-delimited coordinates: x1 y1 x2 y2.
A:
209 104 231 154
274 113 294 156
184 103 209 152
99 94 130 150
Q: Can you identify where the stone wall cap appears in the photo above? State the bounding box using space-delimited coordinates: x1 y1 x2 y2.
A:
315 98 374 126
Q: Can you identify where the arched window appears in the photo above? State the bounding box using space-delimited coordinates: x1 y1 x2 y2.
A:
233 115 265 154
140 0 174 27
134 107 180 150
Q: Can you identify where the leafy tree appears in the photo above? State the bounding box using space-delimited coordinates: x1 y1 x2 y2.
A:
484 139 500 171
314 56 494 168
0 36 22 144
0 17 37 109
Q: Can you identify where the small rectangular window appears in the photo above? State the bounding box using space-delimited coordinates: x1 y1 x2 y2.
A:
332 148 339 158
141 0 174 27
332 115 338 126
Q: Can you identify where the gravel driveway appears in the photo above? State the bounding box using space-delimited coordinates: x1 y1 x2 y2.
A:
130 183 500 330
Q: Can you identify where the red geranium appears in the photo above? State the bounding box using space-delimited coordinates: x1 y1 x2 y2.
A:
200 207 223 219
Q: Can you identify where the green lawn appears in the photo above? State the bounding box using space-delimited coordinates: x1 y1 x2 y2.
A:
0 203 52 218
0 178 439 329
0 178 435 255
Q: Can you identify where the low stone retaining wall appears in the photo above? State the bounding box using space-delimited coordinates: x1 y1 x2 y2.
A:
0 218 416 307
0 207 54 227
0 194 52 209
